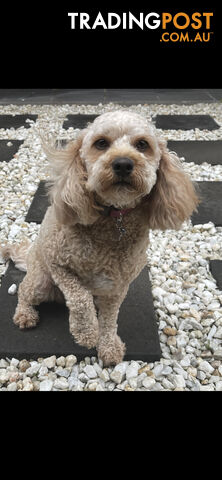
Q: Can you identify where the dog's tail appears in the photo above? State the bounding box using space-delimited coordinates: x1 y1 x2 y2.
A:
0 239 32 272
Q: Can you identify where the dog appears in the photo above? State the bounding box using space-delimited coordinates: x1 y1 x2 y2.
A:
1 110 199 366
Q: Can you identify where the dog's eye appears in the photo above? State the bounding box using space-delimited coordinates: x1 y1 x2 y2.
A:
94 138 109 150
135 139 149 152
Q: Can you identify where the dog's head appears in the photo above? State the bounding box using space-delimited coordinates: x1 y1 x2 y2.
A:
80 110 161 209
45 110 199 228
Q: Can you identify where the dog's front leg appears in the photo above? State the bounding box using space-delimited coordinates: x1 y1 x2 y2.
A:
50 265 99 349
94 292 128 366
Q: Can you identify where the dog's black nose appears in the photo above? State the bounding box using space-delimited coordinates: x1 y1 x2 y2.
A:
112 157 134 177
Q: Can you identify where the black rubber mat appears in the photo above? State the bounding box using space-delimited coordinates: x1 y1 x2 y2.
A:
168 141 222 165
209 261 222 291
0 140 23 163
191 182 222 226
0 114 37 129
153 115 220 131
0 262 161 362
25 181 49 224
63 114 98 130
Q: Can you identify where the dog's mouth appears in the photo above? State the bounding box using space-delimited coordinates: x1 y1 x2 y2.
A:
97 173 138 196
113 178 134 187
114 180 130 186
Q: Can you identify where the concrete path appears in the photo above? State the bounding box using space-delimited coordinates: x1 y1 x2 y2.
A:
0 89 222 105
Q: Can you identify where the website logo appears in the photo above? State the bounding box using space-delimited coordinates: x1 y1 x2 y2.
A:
67 11 214 44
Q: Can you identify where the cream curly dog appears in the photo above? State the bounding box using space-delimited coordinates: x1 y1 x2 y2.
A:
2 110 199 366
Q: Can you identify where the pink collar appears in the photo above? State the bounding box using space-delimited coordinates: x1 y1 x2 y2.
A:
109 208 133 218
96 201 133 218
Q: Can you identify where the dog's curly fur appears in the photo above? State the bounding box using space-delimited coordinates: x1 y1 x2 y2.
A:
1 110 199 365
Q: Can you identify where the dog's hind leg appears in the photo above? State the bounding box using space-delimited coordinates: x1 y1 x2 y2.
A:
13 258 59 329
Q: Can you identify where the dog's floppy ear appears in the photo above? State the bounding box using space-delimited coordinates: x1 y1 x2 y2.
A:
144 138 199 230
43 132 99 225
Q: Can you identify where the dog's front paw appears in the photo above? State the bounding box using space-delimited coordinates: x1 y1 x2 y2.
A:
97 334 126 366
13 306 39 329
69 315 99 349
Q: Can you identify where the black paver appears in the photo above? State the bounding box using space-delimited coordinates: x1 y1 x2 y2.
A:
0 114 37 129
168 141 222 165
25 181 49 224
209 261 222 291
191 182 222 226
0 140 23 163
153 115 220 131
63 114 98 130
0 262 161 362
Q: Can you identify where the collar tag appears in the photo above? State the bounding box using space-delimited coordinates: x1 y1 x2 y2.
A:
115 213 127 241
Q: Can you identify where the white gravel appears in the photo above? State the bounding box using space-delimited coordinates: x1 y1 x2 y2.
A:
0 102 222 391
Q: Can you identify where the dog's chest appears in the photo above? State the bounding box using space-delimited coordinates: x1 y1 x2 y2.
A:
57 215 149 292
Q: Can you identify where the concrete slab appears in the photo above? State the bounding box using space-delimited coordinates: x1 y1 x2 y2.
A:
0 262 161 362
25 181 49 224
105 89 214 104
0 140 23 163
153 115 220 131
168 141 222 165
63 114 98 130
0 89 105 105
207 90 222 102
0 89 222 105
0 114 37 129
191 182 222 226
209 260 222 291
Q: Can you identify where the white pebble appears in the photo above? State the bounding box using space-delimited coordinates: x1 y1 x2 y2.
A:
176 333 189 348
56 356 66 367
152 286 167 300
40 380 53 391
10 358 19 367
53 378 69 390
25 363 40 376
100 369 110 383
200 384 215 391
142 377 156 389
22 377 34 391
165 303 179 314
8 284 17 295
215 381 222 391
126 361 140 380
198 361 214 375
153 364 163 377
168 374 186 389
180 355 191 368
9 224 20 238
110 362 127 384
214 327 222 339
43 355 56 369
7 382 17 391
65 355 77 367
83 365 97 379
207 301 221 310
207 325 217 340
